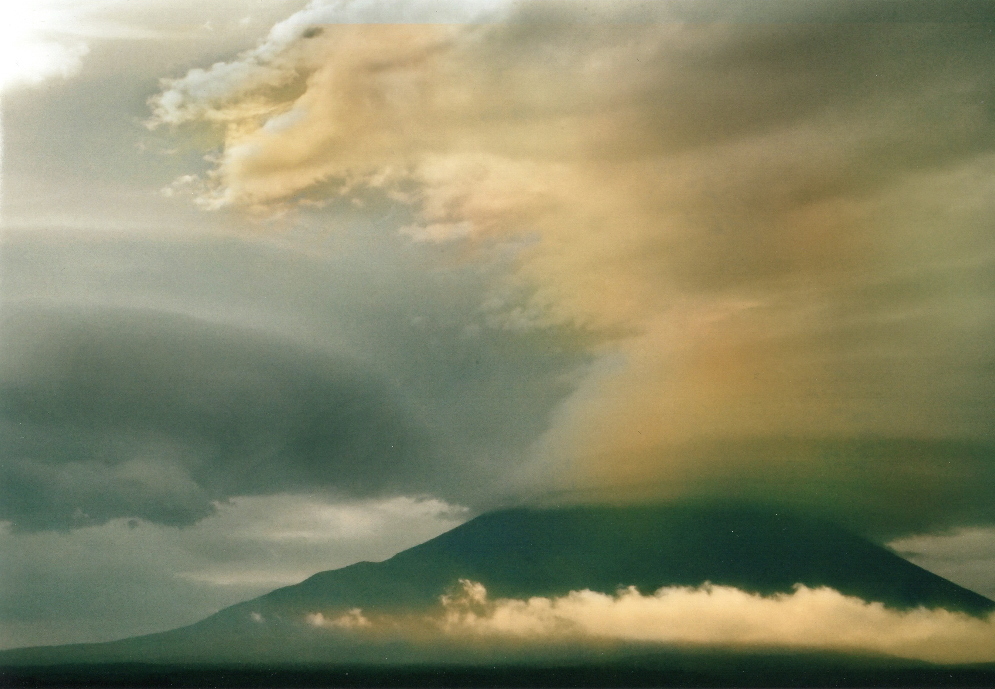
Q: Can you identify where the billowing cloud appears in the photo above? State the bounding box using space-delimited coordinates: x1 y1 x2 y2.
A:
150 2 995 535
302 580 995 665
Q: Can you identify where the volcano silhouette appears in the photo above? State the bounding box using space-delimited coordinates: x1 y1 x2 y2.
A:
2 503 993 671
240 503 995 619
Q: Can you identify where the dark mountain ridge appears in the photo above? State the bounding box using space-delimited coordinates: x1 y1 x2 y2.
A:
258 502 993 615
2 503 992 667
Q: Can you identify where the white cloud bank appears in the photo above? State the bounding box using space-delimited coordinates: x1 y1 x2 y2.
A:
307 580 995 665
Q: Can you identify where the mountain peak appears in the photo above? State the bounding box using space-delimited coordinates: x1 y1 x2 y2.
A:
267 502 992 618
2 503 991 669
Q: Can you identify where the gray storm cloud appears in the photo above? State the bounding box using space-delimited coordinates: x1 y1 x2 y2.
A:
0 308 431 529
0 227 587 532
147 1 995 536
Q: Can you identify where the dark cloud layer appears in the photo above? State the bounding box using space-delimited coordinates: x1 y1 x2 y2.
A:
1 308 429 529
0 302 586 530
0 225 589 532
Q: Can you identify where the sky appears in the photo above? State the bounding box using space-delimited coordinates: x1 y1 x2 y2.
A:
1 0 995 651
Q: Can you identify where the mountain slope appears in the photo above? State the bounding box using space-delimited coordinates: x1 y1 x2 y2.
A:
2 503 992 666
255 503 994 616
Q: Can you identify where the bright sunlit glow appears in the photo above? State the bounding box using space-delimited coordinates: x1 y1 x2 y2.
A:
0 4 90 91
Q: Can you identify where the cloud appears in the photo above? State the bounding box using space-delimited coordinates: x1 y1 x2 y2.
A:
170 494 468 588
529 437 995 538
303 580 995 665
0 307 438 529
306 608 371 630
0 494 466 649
150 3 995 535
147 0 509 131
890 527 995 601
0 229 588 530
0 0 234 92
0 5 89 90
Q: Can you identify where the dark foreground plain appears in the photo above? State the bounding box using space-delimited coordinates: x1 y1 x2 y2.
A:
4 652 995 689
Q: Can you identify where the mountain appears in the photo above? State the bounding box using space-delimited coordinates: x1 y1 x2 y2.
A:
2 503 993 670
254 502 994 614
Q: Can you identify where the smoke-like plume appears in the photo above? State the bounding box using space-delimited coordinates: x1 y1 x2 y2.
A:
152 3 995 534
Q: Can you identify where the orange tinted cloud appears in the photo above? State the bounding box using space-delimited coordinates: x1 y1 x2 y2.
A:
153 5 995 533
